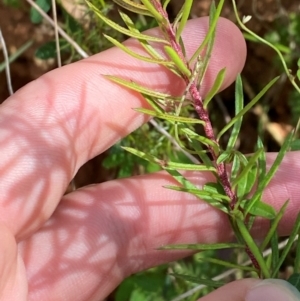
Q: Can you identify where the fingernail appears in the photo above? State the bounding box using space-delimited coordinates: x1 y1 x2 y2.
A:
245 279 300 301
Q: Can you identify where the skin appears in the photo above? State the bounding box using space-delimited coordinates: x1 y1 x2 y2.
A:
0 17 299 301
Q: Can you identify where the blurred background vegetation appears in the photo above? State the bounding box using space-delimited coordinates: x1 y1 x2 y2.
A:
1 0 300 300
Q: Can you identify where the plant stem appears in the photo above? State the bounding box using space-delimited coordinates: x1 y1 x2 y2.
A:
152 0 264 273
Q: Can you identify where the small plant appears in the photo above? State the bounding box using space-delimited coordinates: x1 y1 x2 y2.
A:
88 0 300 296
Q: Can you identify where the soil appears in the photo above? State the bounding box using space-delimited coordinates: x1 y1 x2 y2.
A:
0 0 299 187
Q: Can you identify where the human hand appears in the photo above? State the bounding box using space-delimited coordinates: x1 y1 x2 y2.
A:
0 17 299 301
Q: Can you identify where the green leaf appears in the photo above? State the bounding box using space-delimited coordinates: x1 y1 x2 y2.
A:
245 131 293 216
217 76 280 140
134 108 205 124
203 68 226 108
141 96 164 114
103 34 174 67
122 147 161 165
163 162 216 172
203 182 226 195
180 127 219 155
122 147 215 173
189 0 224 63
165 185 229 202
287 273 300 293
119 11 165 61
271 229 279 276
112 0 152 16
0 41 33 72
30 0 51 24
164 169 227 213
87 1 168 43
197 257 258 272
175 0 193 42
295 232 300 273
236 218 270 278
226 74 244 149
260 201 289 251
291 139 300 151
272 211 300 278
165 185 229 213
232 148 262 189
35 40 68 60
257 137 267 185
230 153 241 181
170 274 225 288
190 140 214 168
159 242 245 251
297 70 300 81
236 164 257 199
240 199 276 219
216 150 234 164
104 75 172 99
164 46 191 77
140 0 163 21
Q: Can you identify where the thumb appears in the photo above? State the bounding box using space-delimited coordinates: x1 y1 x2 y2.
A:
198 278 300 301
245 279 300 301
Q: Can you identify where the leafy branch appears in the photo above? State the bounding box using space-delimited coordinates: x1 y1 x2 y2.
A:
88 0 300 292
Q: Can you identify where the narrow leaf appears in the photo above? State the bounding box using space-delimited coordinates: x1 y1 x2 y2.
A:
159 242 245 250
104 75 171 99
198 257 258 272
257 137 267 184
164 162 216 172
140 0 163 21
112 0 152 16
175 0 193 42
230 153 241 181
189 0 224 63
180 127 219 154
119 11 166 61
241 200 276 219
236 218 271 278
203 68 226 108
134 108 205 124
227 74 244 149
170 274 225 288
122 147 161 165
165 185 229 213
236 164 257 199
272 211 300 278
87 1 167 43
295 233 300 273
203 182 226 195
103 34 174 66
232 148 263 188
164 46 191 77
260 200 289 251
216 150 234 164
190 140 214 168
271 229 279 276
142 95 164 114
165 185 229 201
217 76 280 140
245 131 293 215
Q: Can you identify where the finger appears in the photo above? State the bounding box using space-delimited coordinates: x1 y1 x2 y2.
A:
199 279 300 301
0 224 27 301
19 151 300 301
0 17 246 240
